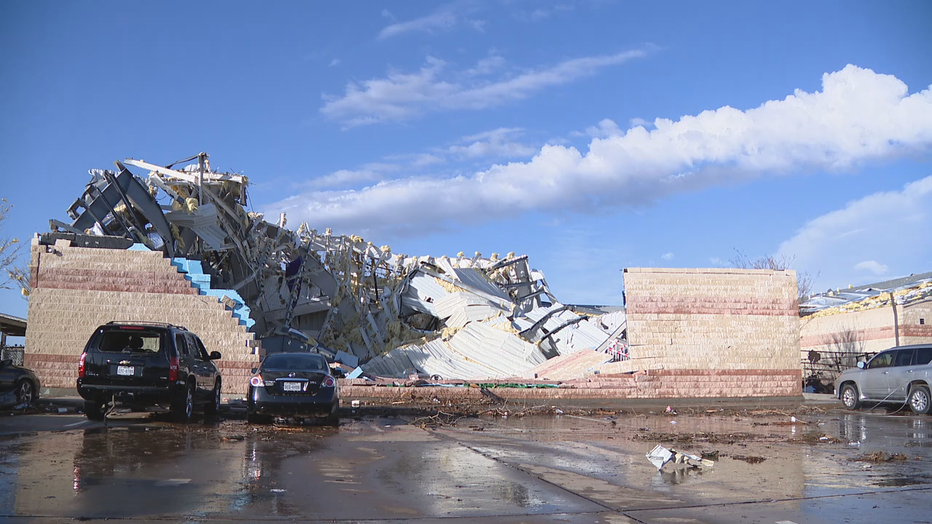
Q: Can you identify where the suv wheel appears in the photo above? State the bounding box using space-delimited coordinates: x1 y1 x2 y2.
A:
172 383 194 423
841 384 861 410
85 400 106 421
908 386 931 415
205 380 221 417
16 380 35 406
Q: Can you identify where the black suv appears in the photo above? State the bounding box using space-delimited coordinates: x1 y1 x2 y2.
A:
77 322 223 422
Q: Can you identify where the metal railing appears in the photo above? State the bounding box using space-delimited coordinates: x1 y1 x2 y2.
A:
1 346 25 366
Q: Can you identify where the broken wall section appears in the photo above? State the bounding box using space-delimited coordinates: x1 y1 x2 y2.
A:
24 238 257 394
623 268 801 398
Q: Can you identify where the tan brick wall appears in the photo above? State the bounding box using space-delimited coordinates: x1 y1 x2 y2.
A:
24 240 258 395
800 299 932 358
623 268 801 397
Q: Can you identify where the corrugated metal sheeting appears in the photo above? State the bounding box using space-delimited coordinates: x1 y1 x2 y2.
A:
363 322 547 379
364 260 625 379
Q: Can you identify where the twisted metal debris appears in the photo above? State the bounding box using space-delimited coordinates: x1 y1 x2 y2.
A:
52 153 625 379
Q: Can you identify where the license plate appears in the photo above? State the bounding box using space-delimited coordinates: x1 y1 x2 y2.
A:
116 365 135 376
282 382 302 392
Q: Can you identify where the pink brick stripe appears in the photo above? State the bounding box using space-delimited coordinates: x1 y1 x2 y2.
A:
34 268 198 295
800 325 932 348
340 368 803 400
25 353 257 395
627 297 798 316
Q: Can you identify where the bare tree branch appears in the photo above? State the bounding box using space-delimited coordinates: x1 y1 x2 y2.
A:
0 199 28 297
730 249 816 298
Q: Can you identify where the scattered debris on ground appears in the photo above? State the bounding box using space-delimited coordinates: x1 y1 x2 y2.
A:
795 432 842 444
731 455 767 464
854 451 911 463
646 444 715 470
633 432 783 445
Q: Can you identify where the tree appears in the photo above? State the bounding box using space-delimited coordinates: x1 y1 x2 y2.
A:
730 249 816 299
827 327 866 371
0 199 28 297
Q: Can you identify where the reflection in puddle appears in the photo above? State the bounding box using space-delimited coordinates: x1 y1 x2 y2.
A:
1 411 931 521
873 475 932 487
655 467 707 485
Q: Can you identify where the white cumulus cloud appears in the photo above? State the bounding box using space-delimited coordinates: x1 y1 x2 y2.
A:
320 49 649 127
661 253 674 261
779 174 932 289
447 128 536 160
854 260 890 275
377 5 461 40
301 163 401 190
277 66 932 238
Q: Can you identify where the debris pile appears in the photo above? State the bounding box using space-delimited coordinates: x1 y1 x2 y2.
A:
50 153 627 380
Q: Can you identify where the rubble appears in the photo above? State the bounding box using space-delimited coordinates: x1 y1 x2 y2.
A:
646 444 714 470
50 153 628 381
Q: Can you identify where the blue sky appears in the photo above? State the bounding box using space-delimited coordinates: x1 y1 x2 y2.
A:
1 1 931 323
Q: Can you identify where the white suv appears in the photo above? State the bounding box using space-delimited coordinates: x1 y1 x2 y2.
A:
834 344 932 415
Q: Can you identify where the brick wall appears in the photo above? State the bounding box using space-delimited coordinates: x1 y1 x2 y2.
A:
800 299 932 358
24 239 258 395
623 268 801 397
342 368 802 401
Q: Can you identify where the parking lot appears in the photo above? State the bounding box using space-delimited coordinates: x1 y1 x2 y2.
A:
0 396 930 523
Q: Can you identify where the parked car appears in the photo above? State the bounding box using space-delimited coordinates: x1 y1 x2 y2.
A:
834 344 932 415
247 352 339 425
76 321 222 422
0 359 40 408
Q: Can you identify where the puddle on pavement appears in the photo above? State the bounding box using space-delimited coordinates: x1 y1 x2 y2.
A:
0 409 930 521
442 410 932 504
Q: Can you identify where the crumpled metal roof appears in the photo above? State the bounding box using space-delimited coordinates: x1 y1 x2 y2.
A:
435 292 508 328
800 272 932 317
362 322 548 379
51 152 627 381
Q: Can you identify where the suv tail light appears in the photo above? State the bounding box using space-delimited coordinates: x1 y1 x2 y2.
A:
323 376 335 388
250 376 263 387
78 353 87 378
168 356 179 381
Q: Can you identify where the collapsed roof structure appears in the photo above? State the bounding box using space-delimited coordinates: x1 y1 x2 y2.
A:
50 153 626 380
799 272 932 318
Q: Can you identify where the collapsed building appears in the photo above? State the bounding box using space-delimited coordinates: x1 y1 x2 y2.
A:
799 272 932 392
24 154 803 399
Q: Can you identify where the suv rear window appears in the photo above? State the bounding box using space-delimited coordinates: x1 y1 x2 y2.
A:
98 330 164 353
917 348 932 366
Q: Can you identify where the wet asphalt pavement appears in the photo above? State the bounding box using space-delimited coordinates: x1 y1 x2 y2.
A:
0 403 930 523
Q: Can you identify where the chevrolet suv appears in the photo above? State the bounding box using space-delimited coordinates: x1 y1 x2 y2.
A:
77 322 223 422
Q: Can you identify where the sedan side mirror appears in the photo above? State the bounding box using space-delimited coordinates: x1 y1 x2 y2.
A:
210 351 222 360
857 361 866 369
